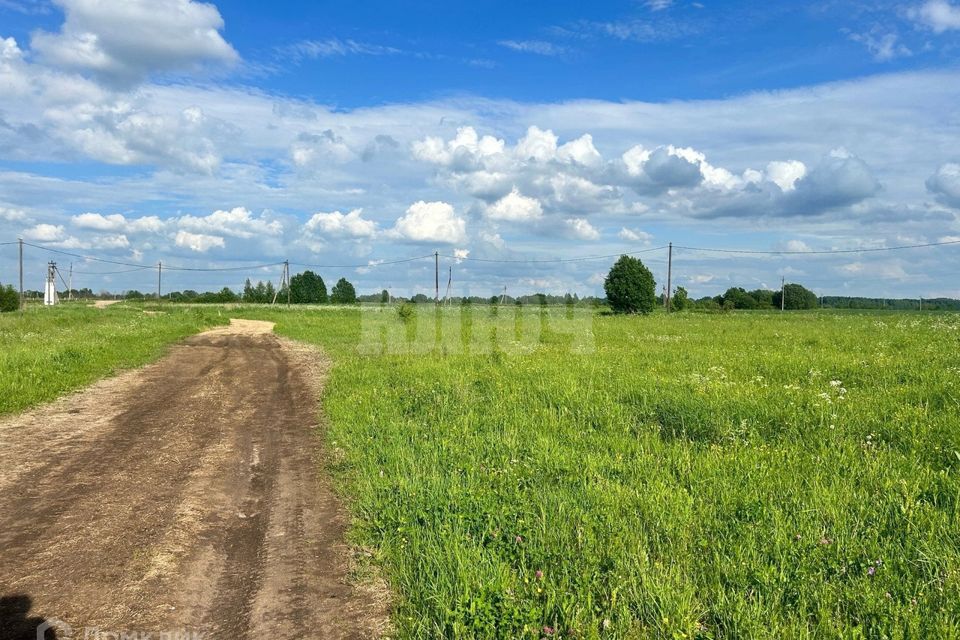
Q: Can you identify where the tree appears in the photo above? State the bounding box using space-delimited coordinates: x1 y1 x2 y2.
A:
671 286 690 311
0 283 18 312
721 287 758 310
603 255 656 314
380 289 390 303
773 283 818 310
330 278 357 304
289 270 327 304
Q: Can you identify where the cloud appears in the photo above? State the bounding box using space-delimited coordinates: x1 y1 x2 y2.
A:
646 0 674 9
391 201 466 244
498 40 566 56
848 30 911 62
765 160 807 192
565 217 600 240
174 229 224 252
486 189 544 222
783 149 881 214
0 206 27 222
303 209 378 239
926 163 960 208
71 212 165 233
618 227 653 243
280 38 402 62
31 0 239 85
291 130 353 166
908 0 960 33
176 207 283 239
23 223 66 241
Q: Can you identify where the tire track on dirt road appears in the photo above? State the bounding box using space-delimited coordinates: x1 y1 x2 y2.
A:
0 319 389 640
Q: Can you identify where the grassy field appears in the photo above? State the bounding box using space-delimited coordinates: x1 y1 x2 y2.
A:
4 304 959 637
234 305 960 638
0 303 226 415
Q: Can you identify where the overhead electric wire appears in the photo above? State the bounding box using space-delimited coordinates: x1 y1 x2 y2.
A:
163 262 285 272
69 266 155 275
440 245 669 264
673 239 960 255
289 254 435 269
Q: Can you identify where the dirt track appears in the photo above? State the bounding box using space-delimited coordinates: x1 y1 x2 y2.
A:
0 320 388 640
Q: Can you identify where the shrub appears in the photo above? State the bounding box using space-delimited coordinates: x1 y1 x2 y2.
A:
0 283 18 312
604 255 656 314
671 286 690 311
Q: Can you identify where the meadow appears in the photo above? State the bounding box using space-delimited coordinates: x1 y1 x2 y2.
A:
0 303 226 415
239 305 960 639
2 303 959 637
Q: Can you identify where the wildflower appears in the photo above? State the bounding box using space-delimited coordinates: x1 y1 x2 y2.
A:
868 566 876 576
602 619 612 629
830 380 842 387
535 570 544 580
819 537 832 545
542 626 555 635
515 535 523 544
795 533 802 541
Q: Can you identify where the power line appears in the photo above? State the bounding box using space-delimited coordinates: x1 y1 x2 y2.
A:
440 245 669 264
673 239 960 255
290 254 435 269
70 266 155 275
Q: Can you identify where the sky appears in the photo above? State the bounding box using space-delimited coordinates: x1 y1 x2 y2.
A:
1 0 960 299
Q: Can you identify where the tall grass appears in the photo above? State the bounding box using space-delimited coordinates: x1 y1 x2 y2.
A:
0 303 226 415
248 306 960 638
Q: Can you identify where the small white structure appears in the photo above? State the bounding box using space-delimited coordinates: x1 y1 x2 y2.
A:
44 261 58 306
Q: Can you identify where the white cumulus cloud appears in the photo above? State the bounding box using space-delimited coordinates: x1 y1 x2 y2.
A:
31 0 239 85
391 201 466 244
174 230 224 252
304 209 378 238
486 189 544 222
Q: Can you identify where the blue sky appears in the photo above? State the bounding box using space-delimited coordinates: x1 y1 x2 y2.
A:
1 0 959 298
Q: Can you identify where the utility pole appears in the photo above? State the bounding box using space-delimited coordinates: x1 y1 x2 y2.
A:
17 237 23 311
666 242 673 313
499 286 506 305
68 262 73 302
286 261 291 306
780 276 785 312
919 296 923 311
444 266 452 305
434 251 439 304
157 262 162 302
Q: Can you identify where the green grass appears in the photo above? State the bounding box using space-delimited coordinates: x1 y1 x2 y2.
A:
0 303 226 415
5 303 959 636
237 305 960 638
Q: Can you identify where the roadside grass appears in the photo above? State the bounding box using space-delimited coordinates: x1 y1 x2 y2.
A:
0 303 226 415
238 306 960 638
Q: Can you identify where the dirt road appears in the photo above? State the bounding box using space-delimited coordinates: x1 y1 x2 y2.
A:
0 320 388 640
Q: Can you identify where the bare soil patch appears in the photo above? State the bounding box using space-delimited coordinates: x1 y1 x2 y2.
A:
0 319 389 640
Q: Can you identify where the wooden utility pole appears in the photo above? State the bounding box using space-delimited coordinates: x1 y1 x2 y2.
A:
780 276 785 312
18 237 23 311
445 266 453 305
68 262 73 302
434 251 439 304
666 242 673 313
919 296 923 311
157 262 162 302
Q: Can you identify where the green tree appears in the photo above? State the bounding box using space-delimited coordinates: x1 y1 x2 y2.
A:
0 283 18 312
289 271 328 304
242 278 255 302
604 255 656 314
748 289 775 309
330 277 357 304
380 289 390 303
671 286 690 311
722 287 758 310
773 283 818 310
